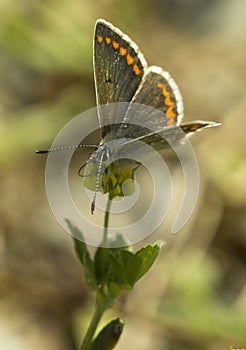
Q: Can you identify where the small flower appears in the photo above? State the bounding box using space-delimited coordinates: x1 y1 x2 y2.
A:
84 159 139 200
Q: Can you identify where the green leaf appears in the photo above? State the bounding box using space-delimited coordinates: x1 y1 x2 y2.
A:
94 247 108 286
89 318 124 350
97 242 162 298
66 220 97 290
107 249 133 285
106 249 134 298
126 243 161 285
94 242 130 288
66 221 162 299
73 237 97 289
94 247 132 298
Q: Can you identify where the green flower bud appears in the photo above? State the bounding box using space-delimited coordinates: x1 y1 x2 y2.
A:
84 159 139 200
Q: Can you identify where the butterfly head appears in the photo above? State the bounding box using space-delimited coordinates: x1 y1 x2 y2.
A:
83 142 139 212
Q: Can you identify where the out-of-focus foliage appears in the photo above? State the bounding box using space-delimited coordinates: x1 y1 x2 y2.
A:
1 1 92 74
0 0 245 349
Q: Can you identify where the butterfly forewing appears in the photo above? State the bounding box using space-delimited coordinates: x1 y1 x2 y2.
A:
94 19 147 138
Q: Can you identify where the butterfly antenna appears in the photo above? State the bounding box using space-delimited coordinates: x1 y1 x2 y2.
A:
36 144 98 154
91 150 106 214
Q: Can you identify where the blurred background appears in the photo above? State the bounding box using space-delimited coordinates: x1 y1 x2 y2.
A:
0 0 245 349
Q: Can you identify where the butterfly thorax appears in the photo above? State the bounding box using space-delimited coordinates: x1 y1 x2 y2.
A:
90 142 111 164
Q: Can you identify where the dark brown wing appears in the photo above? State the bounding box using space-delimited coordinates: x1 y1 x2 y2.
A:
94 19 147 138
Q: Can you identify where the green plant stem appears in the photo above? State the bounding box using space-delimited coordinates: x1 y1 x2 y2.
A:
100 197 112 289
80 197 113 350
80 297 106 350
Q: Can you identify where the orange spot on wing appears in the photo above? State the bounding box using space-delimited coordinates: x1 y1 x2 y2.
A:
112 40 119 49
126 53 134 65
190 124 200 131
105 37 111 45
162 86 169 97
133 64 141 75
166 107 176 119
167 119 174 126
157 82 164 89
120 47 127 56
97 35 103 43
164 96 174 106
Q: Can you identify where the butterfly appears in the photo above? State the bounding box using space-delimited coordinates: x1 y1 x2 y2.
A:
86 19 220 211
37 19 220 213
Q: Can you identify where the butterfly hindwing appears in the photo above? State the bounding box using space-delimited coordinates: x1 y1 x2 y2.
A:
114 66 184 140
119 120 220 154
